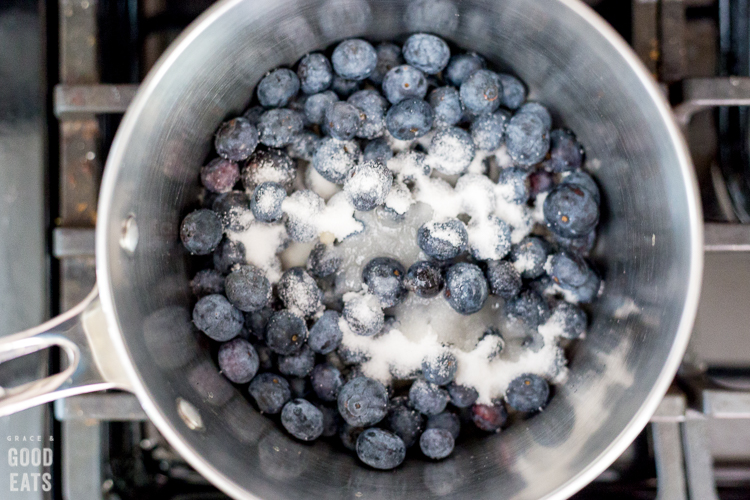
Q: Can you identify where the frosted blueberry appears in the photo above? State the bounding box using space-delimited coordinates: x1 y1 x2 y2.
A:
312 137 360 184
297 53 333 94
428 127 475 175
402 33 450 75
257 68 300 108
343 160 393 211
417 218 468 260
258 109 304 148
382 65 428 104
348 90 388 139
332 39 378 80
250 182 285 223
343 294 384 337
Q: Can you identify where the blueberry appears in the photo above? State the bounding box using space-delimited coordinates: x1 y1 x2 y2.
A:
496 166 530 204
564 268 601 304
307 242 342 278
277 344 314 377
281 399 324 441
323 101 362 140
244 306 274 341
363 137 394 164
561 171 600 204
338 376 389 426
444 262 489 315
446 383 478 408
553 229 597 256
422 351 457 385
460 70 501 115
190 269 225 297
543 183 600 238
478 326 505 360
330 75 362 97
485 259 522 299
249 182 285 223
348 90 388 139
308 310 343 354
385 98 434 140
265 310 308 355
343 160 393 211
218 338 259 384
545 129 583 173
496 74 526 110
548 251 589 288
193 294 243 341
471 401 507 431
288 377 313 399
420 428 455 460
417 218 468 260
283 190 324 242
212 191 251 231
214 118 259 161
242 148 297 190
332 39 377 80
249 373 291 414
304 90 338 125
387 399 424 448
213 238 245 274
517 102 552 130
225 265 271 312
287 130 321 161
470 110 510 151
317 403 342 437
505 111 550 167
258 109 304 147
445 52 485 87
390 149 431 180
506 373 550 412
428 126 475 175
505 290 550 328
356 428 406 470
362 257 407 308
403 33 450 75
340 423 365 451
277 267 322 318
257 68 300 108
311 363 344 401
404 260 444 298
297 53 333 94
428 86 463 128
254 343 275 371
180 209 223 255
312 137 360 184
528 170 555 199
548 302 587 339
510 236 550 279
467 216 512 261
242 105 265 125
382 65 428 104
409 379 449 416
201 158 240 193
343 294 384 337
369 43 403 85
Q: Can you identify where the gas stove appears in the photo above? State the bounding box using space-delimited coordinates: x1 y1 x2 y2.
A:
0 0 748 498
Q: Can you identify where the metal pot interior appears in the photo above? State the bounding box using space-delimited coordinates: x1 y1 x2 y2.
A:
97 0 702 498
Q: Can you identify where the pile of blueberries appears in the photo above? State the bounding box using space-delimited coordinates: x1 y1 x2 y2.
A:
178 33 601 470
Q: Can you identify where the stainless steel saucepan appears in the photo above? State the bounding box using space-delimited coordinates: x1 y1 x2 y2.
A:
0 0 703 498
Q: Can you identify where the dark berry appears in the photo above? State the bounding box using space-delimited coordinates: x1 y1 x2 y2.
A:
545 129 583 173
528 170 555 199
356 428 406 470
213 238 245 274
429 86 463 128
312 137 360 184
218 338 259 383
382 65 428 104
363 137 393 164
311 363 344 402
485 259 522 299
244 306 274 341
190 269 225 297
242 105 264 125
307 242 342 278
471 401 507 431
250 182 285 222
505 111 550 167
278 267 322 318
445 52 485 87
471 110 510 151
362 257 407 308
180 209 222 255
505 290 550 328
254 343 275 371
548 251 590 288
506 373 550 412
257 109 304 147
446 383 478 408
517 102 552 130
242 148 297 190
467 216 512 261
496 73 526 110
417 218 468 260
330 75 362 97
225 264 271 312
257 68 300 107
212 191 251 231
288 377 312 399
340 423 365 451
332 39 377 80
201 158 240 193
460 70 501 115
304 90 338 124
249 373 291 414
323 101 362 140
387 400 424 448
403 33 450 75
385 98 434 140
343 294 384 337
348 90 388 139
308 310 344 354
343 160 393 211
428 126 475 175
565 268 601 303
297 53 333 94
214 118 259 161
444 262 489 315
278 344 315 377
422 351 457 385
265 310 308 355
317 403 342 437
192 294 243 341
369 43 404 85
281 399 324 441
543 183 599 238
287 131 321 161
420 428 455 459
496 166 530 204
338 376 389 426
510 236 550 279
404 260 444 298
549 302 587 339
561 170 600 204
409 379 449 416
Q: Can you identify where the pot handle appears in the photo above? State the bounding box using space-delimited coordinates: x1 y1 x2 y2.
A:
0 286 132 417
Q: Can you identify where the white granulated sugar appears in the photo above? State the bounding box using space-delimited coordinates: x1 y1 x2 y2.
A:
281 190 363 242
467 218 510 261
494 195 533 243
425 132 475 175
424 219 465 247
384 181 415 215
387 150 427 181
226 211 288 283
493 144 513 168
512 252 535 275
467 149 493 175
280 240 317 269
532 191 548 224
305 164 341 200
384 131 416 153
413 177 462 220
454 173 496 218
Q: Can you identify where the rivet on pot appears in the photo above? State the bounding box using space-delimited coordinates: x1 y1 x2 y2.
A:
120 214 139 255
177 398 204 431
